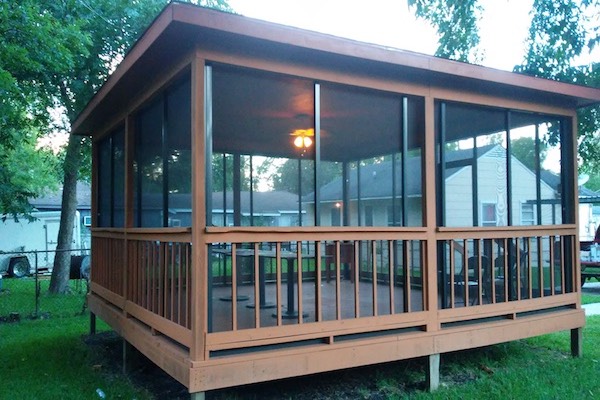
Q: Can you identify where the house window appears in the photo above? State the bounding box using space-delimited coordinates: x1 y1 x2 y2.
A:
521 203 535 225
481 202 497 227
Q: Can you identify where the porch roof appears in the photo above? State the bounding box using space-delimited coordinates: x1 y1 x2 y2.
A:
72 3 600 138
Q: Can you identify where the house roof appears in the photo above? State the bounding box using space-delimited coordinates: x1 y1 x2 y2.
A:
211 191 300 215
313 144 596 202
72 3 600 137
142 191 300 215
30 182 91 210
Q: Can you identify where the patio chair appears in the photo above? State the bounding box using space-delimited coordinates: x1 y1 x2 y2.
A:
494 251 529 301
454 255 491 305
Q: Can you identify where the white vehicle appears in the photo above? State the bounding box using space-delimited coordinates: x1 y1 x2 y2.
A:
0 211 82 277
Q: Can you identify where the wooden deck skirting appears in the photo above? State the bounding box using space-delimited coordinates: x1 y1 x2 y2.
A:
88 225 583 392
88 289 583 392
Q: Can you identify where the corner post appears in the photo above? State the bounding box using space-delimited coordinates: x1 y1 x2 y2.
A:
426 353 440 391
571 327 583 357
90 312 96 335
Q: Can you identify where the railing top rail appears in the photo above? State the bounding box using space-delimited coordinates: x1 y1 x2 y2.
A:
91 227 191 234
204 227 428 244
437 224 577 240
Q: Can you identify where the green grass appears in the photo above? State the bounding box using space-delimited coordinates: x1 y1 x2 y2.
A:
0 277 87 318
2 274 600 399
0 316 151 400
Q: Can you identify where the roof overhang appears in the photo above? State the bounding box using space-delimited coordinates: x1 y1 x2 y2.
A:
72 2 600 136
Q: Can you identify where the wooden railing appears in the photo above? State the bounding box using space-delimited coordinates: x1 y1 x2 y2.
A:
127 238 192 329
92 233 125 296
436 225 577 311
208 239 427 330
90 225 580 355
91 228 192 347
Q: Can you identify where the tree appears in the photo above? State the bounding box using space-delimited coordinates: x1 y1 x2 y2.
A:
409 0 600 189
48 0 232 294
0 1 81 220
408 0 483 62
514 0 600 189
511 136 548 171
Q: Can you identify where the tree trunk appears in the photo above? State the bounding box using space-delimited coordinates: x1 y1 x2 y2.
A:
49 134 82 294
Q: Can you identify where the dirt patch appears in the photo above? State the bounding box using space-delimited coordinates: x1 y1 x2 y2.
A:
83 332 487 399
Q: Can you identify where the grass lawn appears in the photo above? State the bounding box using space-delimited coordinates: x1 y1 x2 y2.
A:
1 314 599 399
1 276 600 399
0 277 87 318
0 316 152 400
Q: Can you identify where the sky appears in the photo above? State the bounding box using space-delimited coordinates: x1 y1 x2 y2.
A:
227 0 535 72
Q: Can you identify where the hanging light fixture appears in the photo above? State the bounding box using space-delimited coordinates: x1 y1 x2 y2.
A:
291 128 314 149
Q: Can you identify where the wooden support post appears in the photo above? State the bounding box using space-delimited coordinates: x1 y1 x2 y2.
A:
122 339 141 375
190 392 205 400
571 327 583 357
426 353 440 392
90 312 96 335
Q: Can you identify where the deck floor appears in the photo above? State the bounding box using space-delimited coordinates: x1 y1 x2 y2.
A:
209 278 425 332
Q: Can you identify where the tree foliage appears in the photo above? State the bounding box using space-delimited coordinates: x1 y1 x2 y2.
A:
514 0 600 190
408 0 482 62
511 136 548 171
410 0 600 190
45 0 232 293
0 1 81 219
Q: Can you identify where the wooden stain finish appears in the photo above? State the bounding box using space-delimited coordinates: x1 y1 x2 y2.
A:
74 3 600 395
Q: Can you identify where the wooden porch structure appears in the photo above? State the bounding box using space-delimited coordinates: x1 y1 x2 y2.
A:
73 4 600 397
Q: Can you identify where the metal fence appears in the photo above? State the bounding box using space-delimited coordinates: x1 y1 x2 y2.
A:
0 248 90 322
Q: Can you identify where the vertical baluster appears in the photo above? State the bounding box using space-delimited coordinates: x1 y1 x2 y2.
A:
449 240 455 309
145 242 150 309
503 238 509 302
372 241 378 317
186 243 191 329
527 237 533 299
276 242 282 326
516 241 522 301
354 241 360 318
388 240 394 315
176 243 182 325
335 241 341 320
549 236 555 296
315 240 322 322
405 240 412 312
159 242 165 318
491 240 496 304
560 237 566 293
420 241 427 312
477 239 483 306
170 243 176 322
254 242 260 328
463 239 469 306
296 241 303 324
231 243 238 331
538 237 544 298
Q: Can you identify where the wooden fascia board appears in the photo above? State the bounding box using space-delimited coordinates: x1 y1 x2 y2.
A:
171 3 600 108
73 3 600 136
